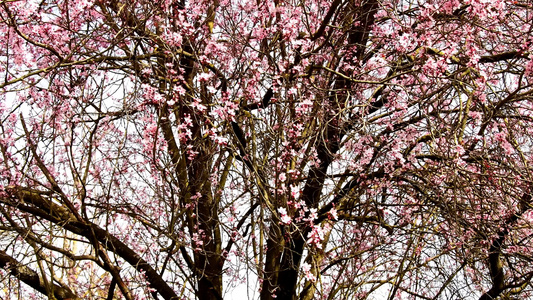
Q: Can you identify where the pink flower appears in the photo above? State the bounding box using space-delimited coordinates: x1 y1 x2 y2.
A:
328 206 338 220
197 73 212 82
191 99 207 112
278 173 286 182
301 262 316 282
278 207 291 225
307 208 318 223
307 225 325 249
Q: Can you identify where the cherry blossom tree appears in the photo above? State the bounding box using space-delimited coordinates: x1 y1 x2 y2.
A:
2 0 533 299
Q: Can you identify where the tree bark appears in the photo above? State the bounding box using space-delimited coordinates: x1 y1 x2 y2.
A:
0 250 80 300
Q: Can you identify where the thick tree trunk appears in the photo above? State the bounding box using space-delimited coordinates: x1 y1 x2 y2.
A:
263 1 380 299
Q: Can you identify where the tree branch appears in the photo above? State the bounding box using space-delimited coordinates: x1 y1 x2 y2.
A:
0 250 80 300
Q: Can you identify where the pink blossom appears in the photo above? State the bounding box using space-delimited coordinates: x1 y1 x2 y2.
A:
301 262 316 282
278 173 286 182
197 73 212 82
307 223 331 249
328 206 338 221
278 207 291 225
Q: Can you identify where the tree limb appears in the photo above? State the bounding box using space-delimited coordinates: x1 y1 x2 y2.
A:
0 250 80 300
